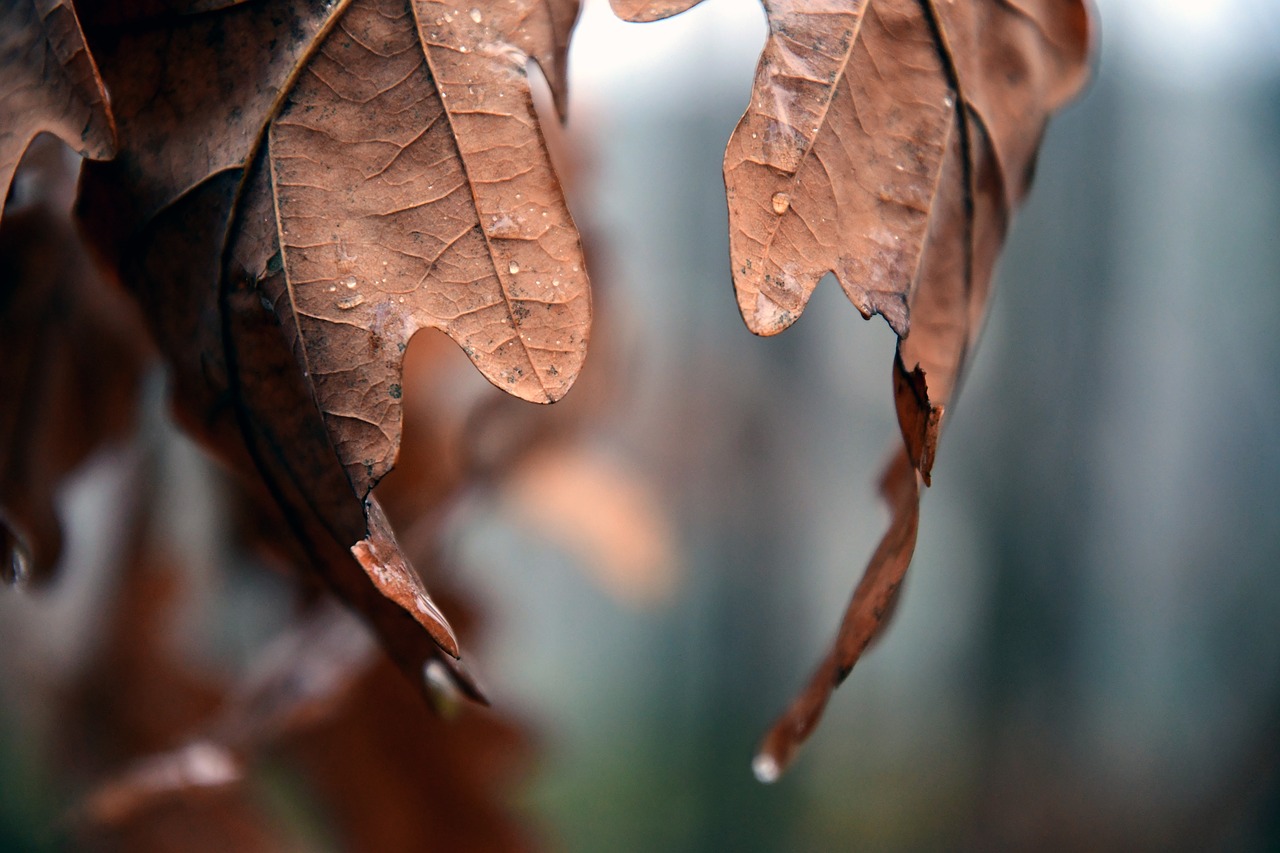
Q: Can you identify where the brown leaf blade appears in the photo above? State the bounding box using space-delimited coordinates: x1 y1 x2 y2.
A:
76 0 585 695
268 0 590 496
614 0 1092 776
0 0 115 224
613 0 954 337
522 0 582 120
894 0 1091 480
726 0 953 337
892 108 966 483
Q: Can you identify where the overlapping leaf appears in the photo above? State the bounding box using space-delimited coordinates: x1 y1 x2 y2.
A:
613 0 1090 775
76 0 585 698
0 0 115 224
0 140 150 585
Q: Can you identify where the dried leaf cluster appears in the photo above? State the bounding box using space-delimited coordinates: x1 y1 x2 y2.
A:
1 0 1091 824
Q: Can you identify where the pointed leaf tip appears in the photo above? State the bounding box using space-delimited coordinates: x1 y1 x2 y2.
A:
351 498 460 659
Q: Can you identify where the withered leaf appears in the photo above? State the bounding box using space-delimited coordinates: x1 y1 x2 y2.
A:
0 140 149 585
893 0 1089 480
615 0 1091 775
77 0 585 693
0 0 114 224
266 0 589 496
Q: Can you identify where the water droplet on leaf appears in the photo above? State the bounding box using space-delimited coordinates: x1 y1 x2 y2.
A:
423 660 462 719
752 753 780 784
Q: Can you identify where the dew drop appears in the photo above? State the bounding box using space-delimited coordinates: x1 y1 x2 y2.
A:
423 660 461 719
508 261 520 274
337 293 365 310
7 540 31 585
341 275 358 289
771 192 791 215
752 753 780 784
469 7 481 22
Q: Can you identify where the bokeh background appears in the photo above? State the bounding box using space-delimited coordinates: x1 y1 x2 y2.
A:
3 0 1279 849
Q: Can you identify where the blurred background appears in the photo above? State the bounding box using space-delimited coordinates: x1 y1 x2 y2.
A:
3 0 1279 849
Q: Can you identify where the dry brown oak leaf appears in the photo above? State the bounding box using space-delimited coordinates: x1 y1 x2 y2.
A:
0 0 115 224
76 0 582 698
614 0 1090 777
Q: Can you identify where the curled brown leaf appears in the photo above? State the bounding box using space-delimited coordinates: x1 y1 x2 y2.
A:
76 0 586 699
615 0 1092 775
754 449 919 780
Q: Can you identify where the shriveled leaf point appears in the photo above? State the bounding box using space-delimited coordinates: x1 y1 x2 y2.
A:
351 498 460 659
755 450 920 779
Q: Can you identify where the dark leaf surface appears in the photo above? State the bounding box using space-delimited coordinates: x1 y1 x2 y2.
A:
0 141 148 585
0 0 114 224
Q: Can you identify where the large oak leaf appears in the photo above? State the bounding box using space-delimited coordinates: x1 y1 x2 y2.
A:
266 0 588 496
614 0 1090 775
76 0 583 700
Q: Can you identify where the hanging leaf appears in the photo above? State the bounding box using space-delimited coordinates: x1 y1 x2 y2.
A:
613 0 1091 775
263 0 588 496
76 0 585 693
